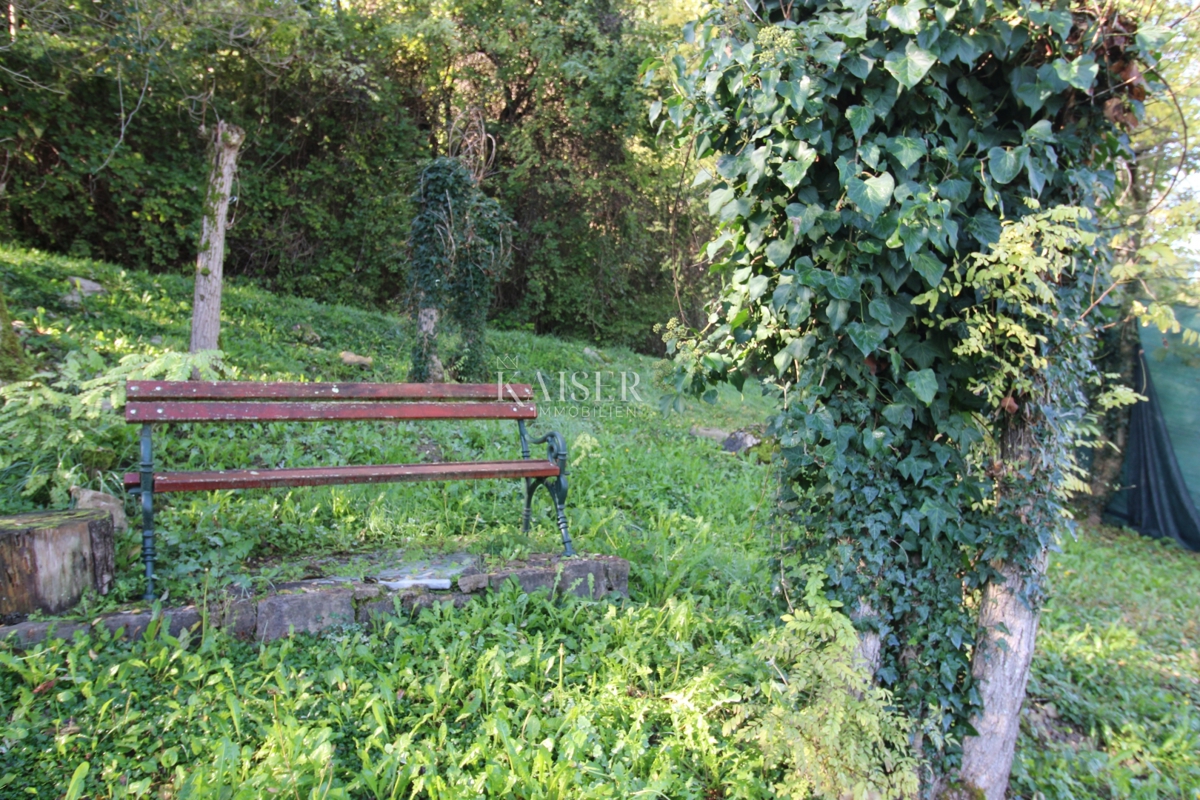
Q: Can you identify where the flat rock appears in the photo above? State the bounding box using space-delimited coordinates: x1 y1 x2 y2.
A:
63 276 105 305
166 606 202 637
721 430 762 454
255 590 354 641
472 555 629 599
99 611 152 639
689 425 730 443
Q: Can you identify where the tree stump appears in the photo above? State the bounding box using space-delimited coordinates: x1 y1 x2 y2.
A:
0 509 115 616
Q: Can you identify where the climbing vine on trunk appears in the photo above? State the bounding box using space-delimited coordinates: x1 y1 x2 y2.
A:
408 157 512 382
654 0 1161 793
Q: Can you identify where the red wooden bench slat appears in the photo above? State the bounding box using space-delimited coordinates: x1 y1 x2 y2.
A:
123 459 561 493
126 381 532 402
125 400 537 423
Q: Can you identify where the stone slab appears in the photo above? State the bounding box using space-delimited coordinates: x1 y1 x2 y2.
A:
255 590 355 642
0 554 630 649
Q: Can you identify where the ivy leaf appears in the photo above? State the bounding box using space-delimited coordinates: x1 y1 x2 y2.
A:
786 202 823 238
847 172 895 219
919 498 950 535
987 146 1025 185
937 178 971 202
746 145 770 193
1135 24 1173 55
1052 55 1098 91
846 105 875 141
765 237 794 267
773 334 815 374
1015 80 1053 113
885 1 923 34
747 274 770 301
912 252 946 287
868 297 893 326
906 368 938 405
707 186 735 215
882 402 913 429
777 78 812 112
826 273 861 301
827 299 851 331
847 322 887 356
886 136 927 169
884 41 937 90
1024 120 1055 143
845 54 875 79
779 144 818 189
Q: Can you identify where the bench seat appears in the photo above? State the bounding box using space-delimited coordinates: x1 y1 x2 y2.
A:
123 459 561 493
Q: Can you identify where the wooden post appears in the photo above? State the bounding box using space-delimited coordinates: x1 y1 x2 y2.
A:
0 510 116 616
190 120 245 354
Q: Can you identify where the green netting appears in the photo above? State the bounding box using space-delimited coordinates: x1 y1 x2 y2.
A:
1105 305 1200 551
1140 306 1200 510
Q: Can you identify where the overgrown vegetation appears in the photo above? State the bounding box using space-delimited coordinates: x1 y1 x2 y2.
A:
0 0 712 349
408 157 512 382
1 245 1197 797
0 245 922 798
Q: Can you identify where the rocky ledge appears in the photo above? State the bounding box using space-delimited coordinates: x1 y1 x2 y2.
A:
0 554 629 649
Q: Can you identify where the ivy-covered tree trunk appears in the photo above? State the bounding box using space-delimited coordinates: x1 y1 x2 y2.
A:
190 121 244 354
661 1 1156 795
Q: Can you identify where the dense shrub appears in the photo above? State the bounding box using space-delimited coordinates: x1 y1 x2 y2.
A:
0 0 710 348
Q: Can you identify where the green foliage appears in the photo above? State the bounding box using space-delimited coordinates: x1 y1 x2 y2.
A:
655 0 1157 771
749 568 919 799
0 243 767 605
0 0 709 348
0 572 919 798
0 288 26 382
408 158 512 382
1 0 424 305
0 348 224 508
0 248 1188 800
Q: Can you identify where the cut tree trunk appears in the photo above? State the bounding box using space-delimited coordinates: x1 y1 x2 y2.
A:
0 509 115 616
190 120 245 354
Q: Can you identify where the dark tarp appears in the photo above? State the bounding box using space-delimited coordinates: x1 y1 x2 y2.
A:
1107 308 1200 551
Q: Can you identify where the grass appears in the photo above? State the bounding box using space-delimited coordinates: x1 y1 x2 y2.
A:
1 244 1198 798
0 243 776 605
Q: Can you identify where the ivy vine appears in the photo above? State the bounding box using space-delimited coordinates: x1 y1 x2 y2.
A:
408 157 512 382
653 0 1159 777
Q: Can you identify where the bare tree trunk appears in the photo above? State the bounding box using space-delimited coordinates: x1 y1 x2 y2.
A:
955 552 1047 799
190 121 244 354
954 421 1047 799
416 305 444 382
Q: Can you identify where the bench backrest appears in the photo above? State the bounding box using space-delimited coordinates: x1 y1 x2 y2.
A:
125 381 537 423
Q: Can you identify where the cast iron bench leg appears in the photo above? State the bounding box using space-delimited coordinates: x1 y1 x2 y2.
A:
522 478 535 533
139 423 157 601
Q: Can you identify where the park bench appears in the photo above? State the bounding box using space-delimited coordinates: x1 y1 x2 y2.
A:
122 381 572 600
